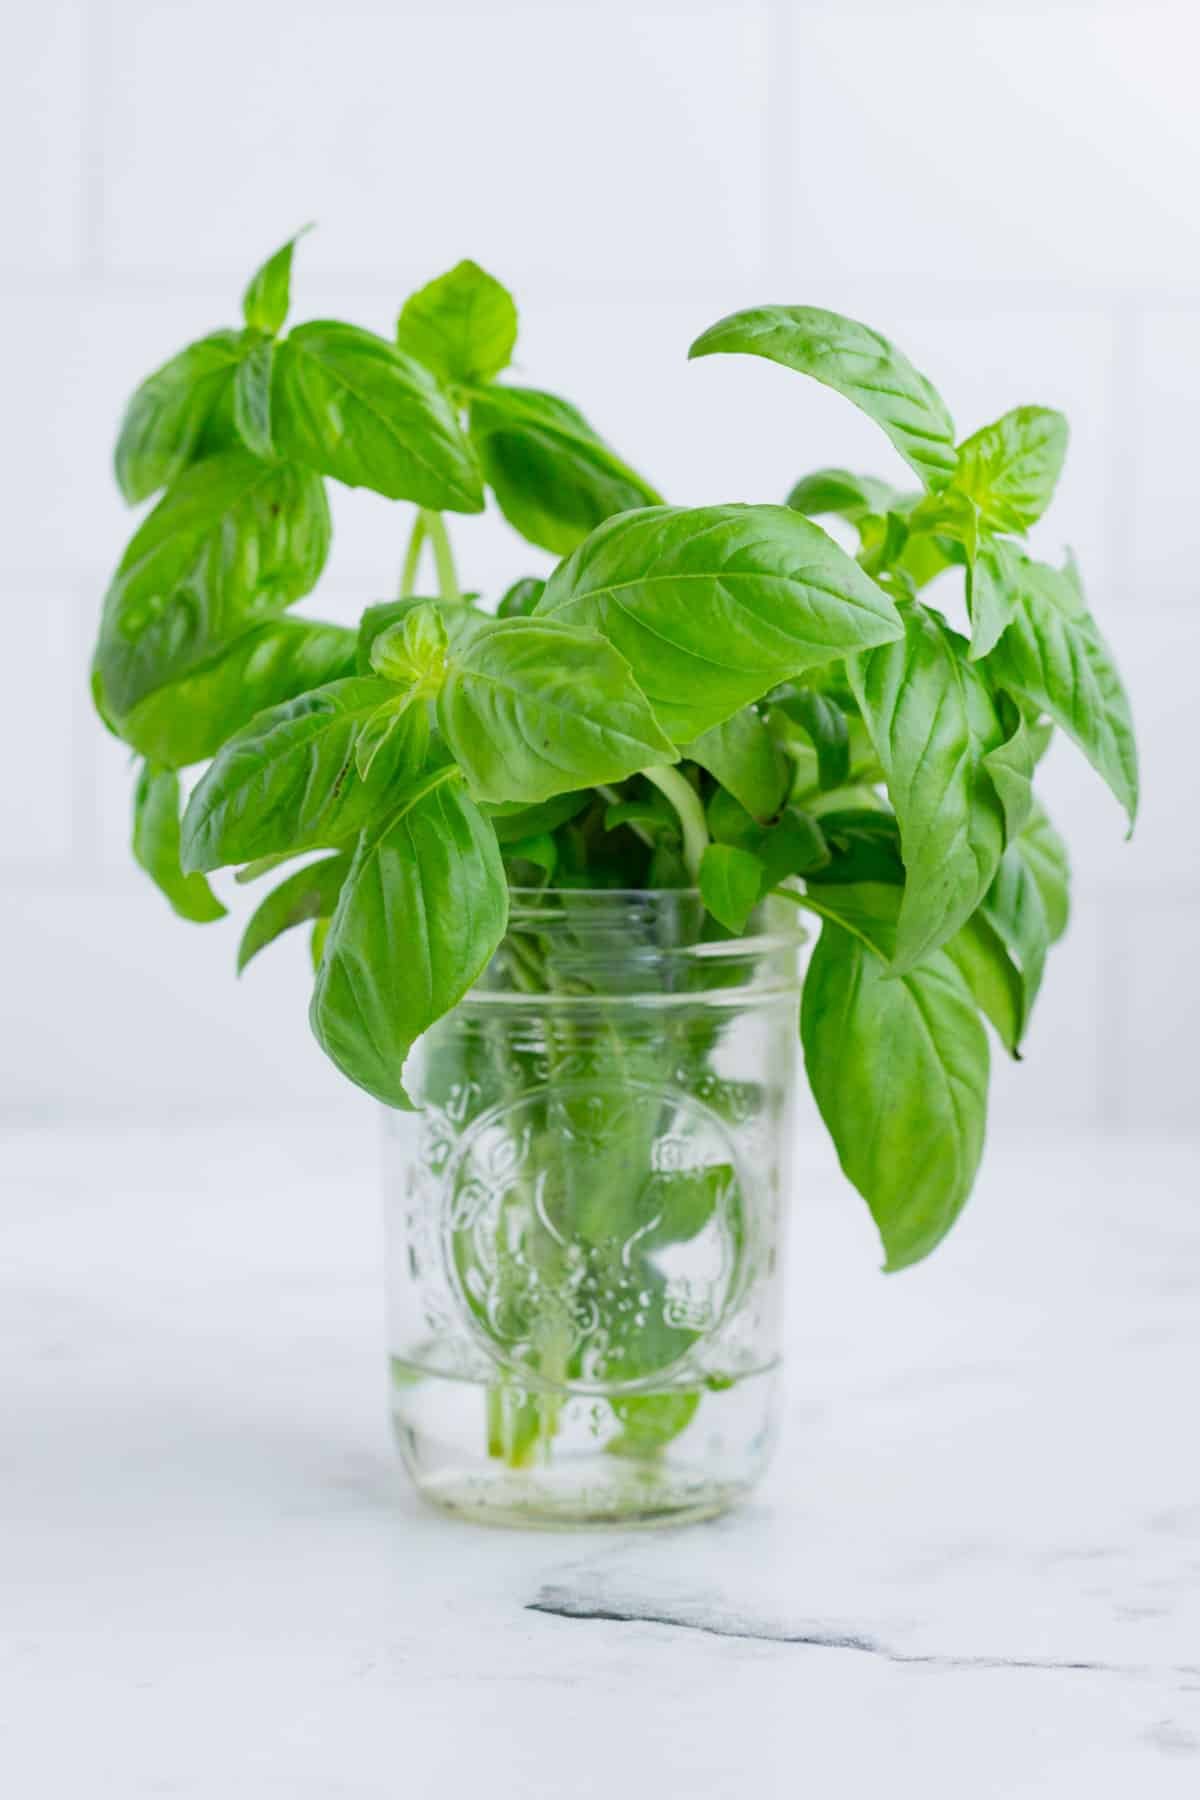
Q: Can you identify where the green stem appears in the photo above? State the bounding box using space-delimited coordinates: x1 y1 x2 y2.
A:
422 510 461 602
399 511 426 596
643 766 708 880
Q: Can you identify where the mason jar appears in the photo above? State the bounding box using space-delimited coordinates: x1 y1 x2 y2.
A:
382 888 804 1528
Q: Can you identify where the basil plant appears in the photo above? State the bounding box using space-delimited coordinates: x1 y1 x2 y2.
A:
92 234 1138 1271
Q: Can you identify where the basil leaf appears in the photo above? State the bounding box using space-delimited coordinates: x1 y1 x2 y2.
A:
967 535 1018 660
786 467 904 524
981 706 1035 842
769 687 850 790
496 576 546 619
699 842 764 933
114 331 247 505
705 788 826 888
683 709 787 819
536 504 904 743
847 604 1012 969
483 791 591 844
1016 799 1070 943
503 831 557 878
608 1392 700 1456
237 851 351 973
469 385 662 555
355 693 430 781
944 910 1025 1056
95 450 331 720
231 334 275 458
355 595 473 673
689 307 957 489
120 617 356 769
954 406 1068 534
803 808 903 887
396 259 518 387
310 769 508 1108
958 799 1069 1049
181 676 419 872
982 550 1138 825
436 616 677 804
979 842 1051 1046
132 763 226 923
242 225 311 337
801 899 989 1270
273 321 483 511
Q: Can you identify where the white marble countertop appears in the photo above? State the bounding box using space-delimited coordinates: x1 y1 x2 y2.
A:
3 1118 1199 1797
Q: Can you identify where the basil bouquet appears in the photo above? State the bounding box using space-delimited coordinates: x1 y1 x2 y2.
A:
92 235 1137 1270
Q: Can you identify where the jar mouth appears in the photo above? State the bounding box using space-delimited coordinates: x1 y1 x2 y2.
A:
472 885 807 1003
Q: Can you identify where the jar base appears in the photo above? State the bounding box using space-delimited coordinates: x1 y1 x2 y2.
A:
403 1459 751 1531
390 1359 778 1530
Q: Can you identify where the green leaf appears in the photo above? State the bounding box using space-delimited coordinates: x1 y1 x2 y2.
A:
469 385 662 555
536 504 904 743
395 258 518 387
181 677 421 873
483 790 591 844
954 405 1068 534
237 852 350 973
132 763 226 923
114 331 247 505
786 467 904 523
608 1391 699 1457
979 842 1051 1046
355 595 473 674
803 808 904 887
769 687 850 790
503 831 558 877
801 903 989 1270
955 799 1068 1049
689 306 957 489
1016 800 1070 942
847 604 1013 969
231 334 275 457
369 601 452 688
436 616 677 804
699 842 764 933
354 692 431 781
242 225 312 337
273 321 484 511
496 576 546 619
981 706 1035 842
967 535 1018 661
706 788 827 889
982 550 1138 825
94 450 331 720
310 769 508 1107
683 709 788 819
944 910 1025 1056
119 617 356 769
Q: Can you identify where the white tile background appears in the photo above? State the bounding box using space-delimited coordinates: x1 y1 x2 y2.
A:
3 0 1198 1134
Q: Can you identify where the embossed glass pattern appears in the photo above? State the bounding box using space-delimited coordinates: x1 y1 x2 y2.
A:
384 889 804 1527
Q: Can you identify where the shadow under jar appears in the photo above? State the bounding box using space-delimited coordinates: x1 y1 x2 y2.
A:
383 888 805 1529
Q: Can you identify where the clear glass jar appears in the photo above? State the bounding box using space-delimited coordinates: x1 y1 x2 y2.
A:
382 888 804 1528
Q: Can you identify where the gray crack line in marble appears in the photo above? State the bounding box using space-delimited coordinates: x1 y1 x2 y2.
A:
527 1589 1200 1680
